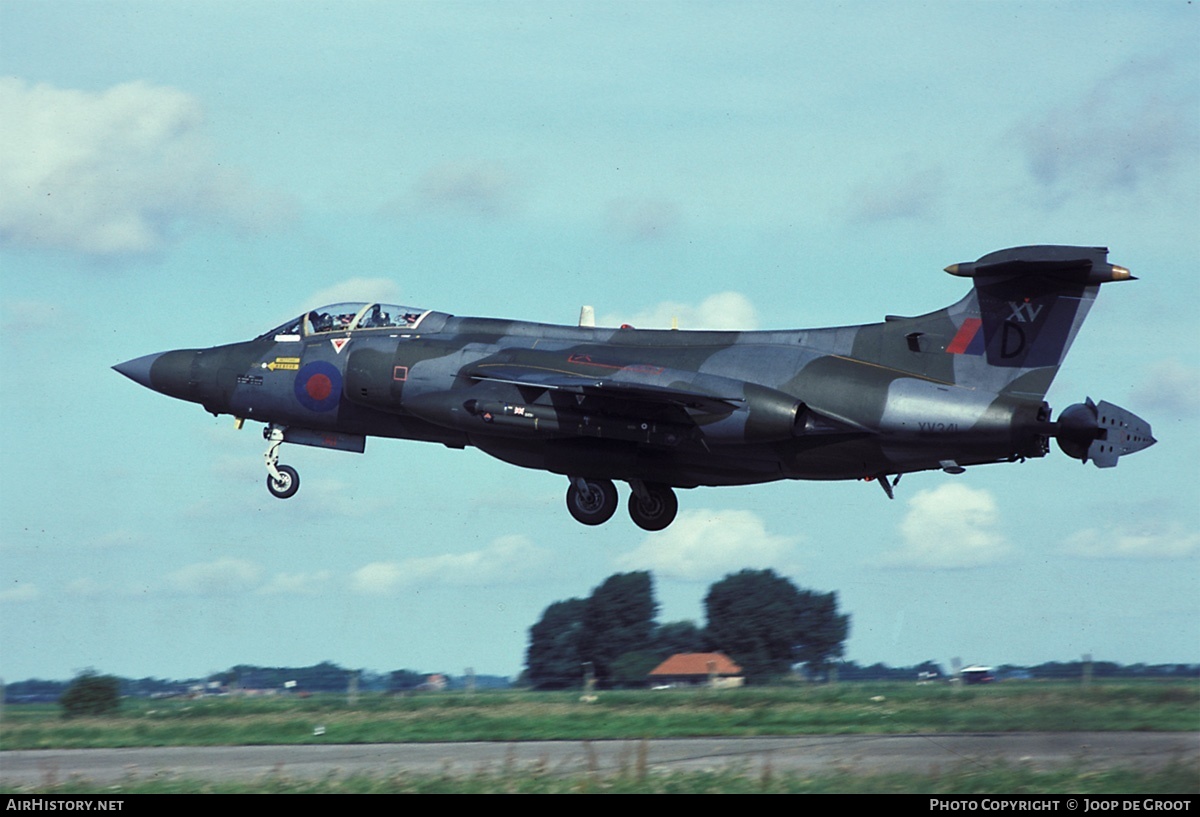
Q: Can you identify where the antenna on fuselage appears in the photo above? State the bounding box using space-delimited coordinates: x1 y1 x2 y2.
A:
579 305 595 327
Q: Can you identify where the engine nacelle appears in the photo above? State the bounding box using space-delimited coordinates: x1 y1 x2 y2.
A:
691 382 804 444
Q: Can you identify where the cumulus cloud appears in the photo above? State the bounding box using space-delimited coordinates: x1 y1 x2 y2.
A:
1017 58 1199 199
1064 522 1200 560
600 291 758 330
614 509 799 582
167 557 263 596
350 534 547 594
883 483 1011 569
0 78 292 257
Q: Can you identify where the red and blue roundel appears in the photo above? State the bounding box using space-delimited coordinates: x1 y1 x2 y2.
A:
294 360 342 412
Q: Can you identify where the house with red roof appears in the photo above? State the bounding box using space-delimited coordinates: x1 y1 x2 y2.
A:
647 652 744 688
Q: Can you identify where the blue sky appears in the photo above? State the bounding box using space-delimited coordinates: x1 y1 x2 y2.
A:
1 1 1197 683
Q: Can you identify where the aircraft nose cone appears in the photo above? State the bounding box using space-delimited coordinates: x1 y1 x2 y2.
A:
113 349 200 401
113 353 162 389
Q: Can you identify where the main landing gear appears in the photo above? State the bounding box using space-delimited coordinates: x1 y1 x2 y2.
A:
565 477 678 531
628 480 679 532
264 424 300 499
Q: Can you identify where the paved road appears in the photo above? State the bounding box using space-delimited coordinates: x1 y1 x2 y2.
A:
3 733 1197 787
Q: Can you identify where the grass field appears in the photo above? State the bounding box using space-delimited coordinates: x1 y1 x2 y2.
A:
4 681 1197 793
8 762 1199 794
3 680 1197 750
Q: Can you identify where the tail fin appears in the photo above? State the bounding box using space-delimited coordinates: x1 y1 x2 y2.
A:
938 245 1133 399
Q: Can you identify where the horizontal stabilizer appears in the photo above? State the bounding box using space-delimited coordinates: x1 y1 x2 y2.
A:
945 245 1133 285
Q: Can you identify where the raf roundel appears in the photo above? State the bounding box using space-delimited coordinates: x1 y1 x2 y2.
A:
294 360 342 412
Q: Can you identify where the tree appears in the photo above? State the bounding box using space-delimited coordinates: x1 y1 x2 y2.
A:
387 669 425 693
578 572 658 686
60 670 120 718
526 597 587 689
609 650 663 688
652 620 707 659
792 588 850 679
704 569 849 683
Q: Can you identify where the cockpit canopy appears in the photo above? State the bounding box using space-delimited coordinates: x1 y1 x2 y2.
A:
263 303 431 339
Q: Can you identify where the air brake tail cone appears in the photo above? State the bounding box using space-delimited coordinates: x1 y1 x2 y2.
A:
1054 398 1155 467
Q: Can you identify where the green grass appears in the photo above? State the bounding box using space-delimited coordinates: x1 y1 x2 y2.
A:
3 681 1197 751
3 759 1198 794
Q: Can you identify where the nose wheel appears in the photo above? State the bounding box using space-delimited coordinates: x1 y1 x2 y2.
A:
264 425 300 499
267 464 299 499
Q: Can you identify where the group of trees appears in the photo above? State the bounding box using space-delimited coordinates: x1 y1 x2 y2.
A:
525 568 850 688
4 663 512 707
59 670 121 718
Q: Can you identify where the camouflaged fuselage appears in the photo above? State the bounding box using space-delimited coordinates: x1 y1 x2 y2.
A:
115 245 1155 523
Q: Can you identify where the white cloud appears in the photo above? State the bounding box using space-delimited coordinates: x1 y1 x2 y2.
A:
0 583 40 603
258 570 335 596
351 561 407 595
168 557 263 596
600 291 758 330
1064 523 1200 560
350 534 547 594
614 509 799 582
302 279 406 312
0 78 292 257
0 299 67 334
884 483 1011 569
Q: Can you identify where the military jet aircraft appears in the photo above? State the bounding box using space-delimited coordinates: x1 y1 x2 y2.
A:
114 245 1154 531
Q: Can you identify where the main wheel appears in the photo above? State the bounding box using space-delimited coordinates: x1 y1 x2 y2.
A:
566 478 618 525
628 483 678 531
267 464 300 499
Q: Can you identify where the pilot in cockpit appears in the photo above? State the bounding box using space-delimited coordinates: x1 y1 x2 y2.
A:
361 304 391 329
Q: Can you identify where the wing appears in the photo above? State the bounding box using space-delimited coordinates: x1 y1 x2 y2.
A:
468 362 745 417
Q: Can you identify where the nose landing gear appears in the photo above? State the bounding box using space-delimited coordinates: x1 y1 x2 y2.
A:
264 425 300 499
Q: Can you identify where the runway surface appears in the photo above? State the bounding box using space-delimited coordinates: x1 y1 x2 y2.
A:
3 733 1198 786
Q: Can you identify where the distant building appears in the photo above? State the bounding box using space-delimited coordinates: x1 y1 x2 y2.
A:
648 653 744 688
961 665 995 685
419 673 447 691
